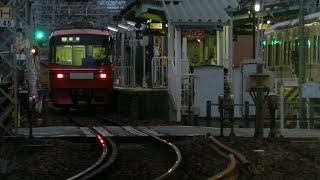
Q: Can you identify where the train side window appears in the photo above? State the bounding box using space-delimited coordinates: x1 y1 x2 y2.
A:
288 41 291 65
316 36 320 64
275 42 280 66
284 42 288 65
267 44 272 67
313 36 317 64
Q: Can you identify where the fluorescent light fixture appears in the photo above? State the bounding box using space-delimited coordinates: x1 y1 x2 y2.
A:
254 4 260 12
118 24 130 30
107 26 118 32
127 21 136 26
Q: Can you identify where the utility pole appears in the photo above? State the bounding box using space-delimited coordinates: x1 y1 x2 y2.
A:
252 0 256 59
298 0 306 128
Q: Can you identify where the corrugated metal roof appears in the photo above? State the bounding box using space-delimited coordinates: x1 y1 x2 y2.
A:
162 0 239 26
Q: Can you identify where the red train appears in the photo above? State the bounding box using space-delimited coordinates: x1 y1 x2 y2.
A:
49 22 114 108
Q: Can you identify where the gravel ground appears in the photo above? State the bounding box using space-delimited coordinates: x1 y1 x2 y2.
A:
0 138 100 180
99 140 174 179
173 136 228 180
12 104 320 179
217 136 320 180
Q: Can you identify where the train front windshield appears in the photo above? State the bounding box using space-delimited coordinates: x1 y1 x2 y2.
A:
50 34 113 66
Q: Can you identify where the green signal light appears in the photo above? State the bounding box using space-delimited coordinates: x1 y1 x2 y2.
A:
35 31 44 40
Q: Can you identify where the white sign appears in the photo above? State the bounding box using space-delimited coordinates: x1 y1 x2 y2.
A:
0 6 12 19
16 54 26 60
0 19 15 27
302 82 320 98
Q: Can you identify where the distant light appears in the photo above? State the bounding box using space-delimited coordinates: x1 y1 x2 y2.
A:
61 37 67 42
127 21 136 26
68 37 73 41
248 11 251 15
118 24 130 30
267 20 271 24
107 26 118 32
254 4 260 12
31 48 36 54
197 39 201 43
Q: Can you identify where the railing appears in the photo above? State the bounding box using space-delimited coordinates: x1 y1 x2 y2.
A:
114 66 134 87
181 74 194 108
151 57 168 88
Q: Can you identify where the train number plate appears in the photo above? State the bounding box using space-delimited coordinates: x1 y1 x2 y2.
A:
70 73 94 79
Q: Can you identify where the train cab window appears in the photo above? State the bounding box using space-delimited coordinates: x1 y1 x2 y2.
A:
51 34 113 66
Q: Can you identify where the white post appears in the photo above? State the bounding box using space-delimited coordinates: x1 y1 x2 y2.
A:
280 85 284 132
216 30 221 66
182 38 188 73
228 19 234 93
175 27 182 122
168 24 174 90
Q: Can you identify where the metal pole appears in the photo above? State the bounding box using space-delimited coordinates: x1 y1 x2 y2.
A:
280 85 284 132
298 0 306 128
13 0 18 135
143 46 146 87
255 63 264 138
252 0 256 59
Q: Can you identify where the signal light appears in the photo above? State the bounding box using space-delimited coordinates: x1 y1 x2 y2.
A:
35 30 45 46
31 46 39 56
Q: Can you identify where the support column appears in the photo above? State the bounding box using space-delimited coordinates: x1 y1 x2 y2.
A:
120 33 125 86
167 24 174 90
216 30 221 66
255 63 265 138
175 27 182 122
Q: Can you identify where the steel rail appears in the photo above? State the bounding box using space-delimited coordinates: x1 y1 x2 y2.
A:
137 128 182 180
66 114 118 180
96 114 182 179
209 136 251 168
207 154 237 180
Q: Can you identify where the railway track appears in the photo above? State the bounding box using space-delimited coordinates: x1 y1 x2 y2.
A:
67 112 182 179
66 113 118 179
207 136 252 180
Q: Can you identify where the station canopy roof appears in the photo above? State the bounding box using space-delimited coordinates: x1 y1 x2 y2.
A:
163 0 239 27
121 0 239 27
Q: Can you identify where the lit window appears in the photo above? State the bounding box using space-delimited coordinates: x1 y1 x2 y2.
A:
61 37 67 42
69 37 73 42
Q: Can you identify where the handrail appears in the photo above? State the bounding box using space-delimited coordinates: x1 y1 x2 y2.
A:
151 56 168 88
